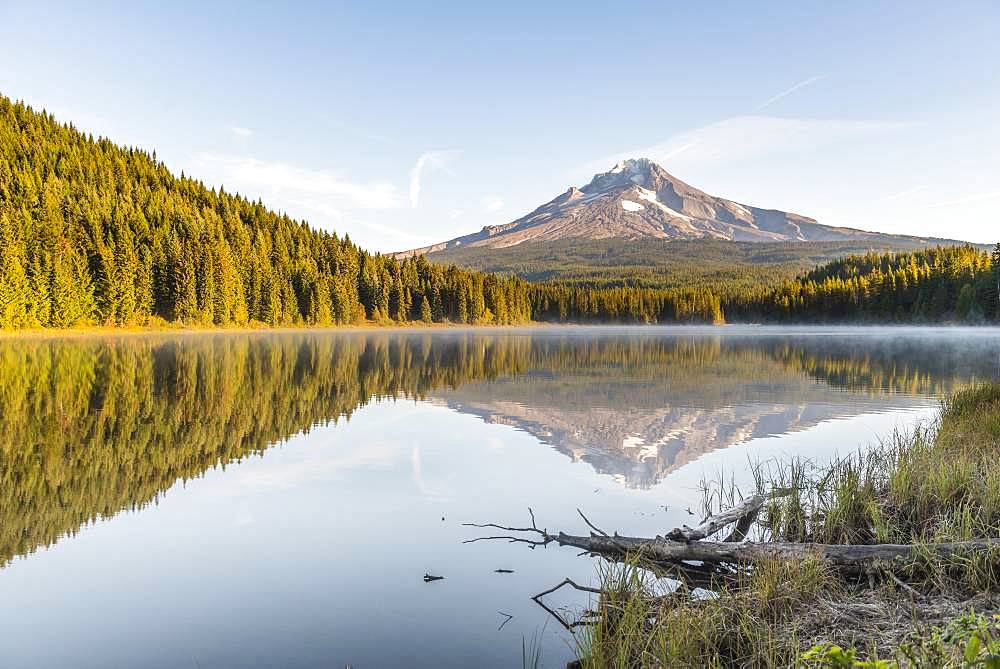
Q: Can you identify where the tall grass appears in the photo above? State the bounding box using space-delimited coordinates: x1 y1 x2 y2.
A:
576 384 1000 667
753 384 1000 591
577 554 836 668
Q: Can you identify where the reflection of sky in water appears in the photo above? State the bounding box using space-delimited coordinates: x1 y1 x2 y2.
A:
0 327 998 668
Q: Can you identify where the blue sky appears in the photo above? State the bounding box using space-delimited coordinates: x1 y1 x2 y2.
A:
1 1 998 251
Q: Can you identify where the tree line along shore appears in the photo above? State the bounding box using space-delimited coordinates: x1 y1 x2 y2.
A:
2 95 999 331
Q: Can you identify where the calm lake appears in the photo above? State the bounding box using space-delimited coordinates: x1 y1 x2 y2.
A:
2 326 999 668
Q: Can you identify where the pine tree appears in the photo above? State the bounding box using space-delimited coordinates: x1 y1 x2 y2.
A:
955 284 976 322
992 243 1000 320
457 287 469 324
0 244 31 328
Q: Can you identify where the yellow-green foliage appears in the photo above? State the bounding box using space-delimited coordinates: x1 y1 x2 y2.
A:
579 556 835 668
803 612 1000 668
731 245 999 323
759 384 1000 549
0 332 543 565
0 95 531 329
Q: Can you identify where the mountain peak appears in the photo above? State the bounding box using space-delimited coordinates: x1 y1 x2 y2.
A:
585 157 662 191
398 163 898 257
611 157 654 173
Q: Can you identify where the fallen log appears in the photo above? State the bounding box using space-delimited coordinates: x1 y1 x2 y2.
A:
465 505 1000 574
464 503 1000 637
551 533 1000 569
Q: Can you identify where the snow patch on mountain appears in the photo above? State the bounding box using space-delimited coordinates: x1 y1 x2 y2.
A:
637 187 693 221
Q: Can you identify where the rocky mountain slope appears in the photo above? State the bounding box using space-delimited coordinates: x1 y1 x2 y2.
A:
402 158 934 256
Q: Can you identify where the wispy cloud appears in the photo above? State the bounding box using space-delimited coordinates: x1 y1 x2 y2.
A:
319 117 396 146
658 141 699 162
409 150 460 208
410 446 449 499
876 185 928 203
229 125 252 139
188 153 439 249
192 153 401 210
755 75 828 111
588 116 916 175
449 209 465 220
927 190 1000 208
482 195 504 212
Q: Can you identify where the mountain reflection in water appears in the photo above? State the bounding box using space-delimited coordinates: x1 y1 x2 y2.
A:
1 327 997 567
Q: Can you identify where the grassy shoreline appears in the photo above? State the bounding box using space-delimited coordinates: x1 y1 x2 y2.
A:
576 384 1000 668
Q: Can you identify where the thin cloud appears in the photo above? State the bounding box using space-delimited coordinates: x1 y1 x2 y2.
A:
409 150 460 208
876 185 928 203
320 116 396 146
927 191 1000 208
191 152 401 210
755 75 828 111
229 125 252 139
410 446 448 499
659 141 699 161
587 116 917 176
482 195 504 212
449 209 465 220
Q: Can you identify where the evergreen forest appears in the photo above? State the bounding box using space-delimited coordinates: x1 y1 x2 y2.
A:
1 95 998 328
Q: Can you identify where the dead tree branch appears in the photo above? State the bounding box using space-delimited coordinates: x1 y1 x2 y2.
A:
465 494 1000 577
549 533 1000 571
665 488 792 543
531 578 603 630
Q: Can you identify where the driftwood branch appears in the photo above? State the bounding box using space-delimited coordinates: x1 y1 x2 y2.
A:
577 508 610 537
463 496 1000 632
466 494 1000 576
531 578 603 630
664 493 767 542
462 507 555 548
665 488 792 543
550 533 1000 570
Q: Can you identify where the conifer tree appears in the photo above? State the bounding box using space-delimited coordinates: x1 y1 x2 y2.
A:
420 295 432 323
993 243 1000 319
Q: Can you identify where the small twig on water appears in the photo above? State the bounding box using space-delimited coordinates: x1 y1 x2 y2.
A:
462 507 555 549
497 611 514 631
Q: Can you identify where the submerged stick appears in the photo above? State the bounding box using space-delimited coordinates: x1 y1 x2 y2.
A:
530 578 603 630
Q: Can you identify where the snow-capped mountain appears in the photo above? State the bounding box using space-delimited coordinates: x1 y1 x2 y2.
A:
401 158 906 255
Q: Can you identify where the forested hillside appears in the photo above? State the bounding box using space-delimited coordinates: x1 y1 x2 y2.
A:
521 245 1000 325
728 245 1000 323
0 96 531 329
425 237 953 293
0 95 996 329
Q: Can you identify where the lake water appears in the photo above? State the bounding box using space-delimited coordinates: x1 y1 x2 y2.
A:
2 326 999 668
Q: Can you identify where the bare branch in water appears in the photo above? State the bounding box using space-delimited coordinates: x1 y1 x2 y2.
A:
531 578 603 630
